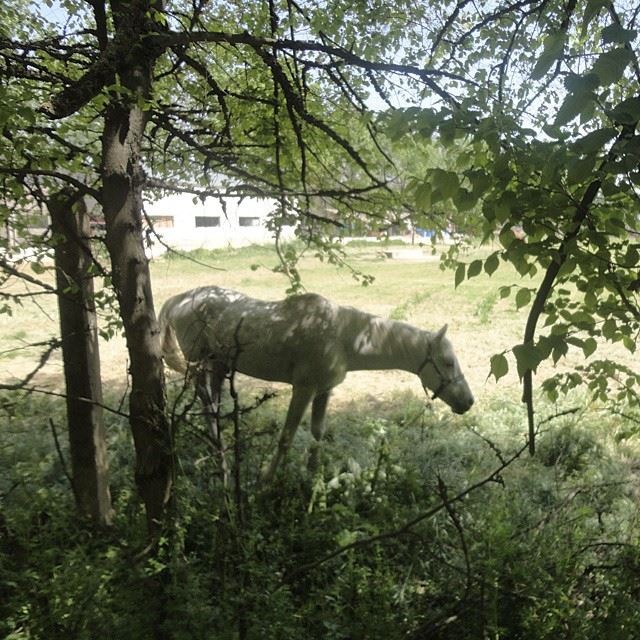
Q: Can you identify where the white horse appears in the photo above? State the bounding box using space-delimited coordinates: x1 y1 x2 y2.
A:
158 286 474 483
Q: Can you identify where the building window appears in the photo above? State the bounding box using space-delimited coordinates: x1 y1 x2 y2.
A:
195 216 220 228
149 215 174 228
239 216 260 227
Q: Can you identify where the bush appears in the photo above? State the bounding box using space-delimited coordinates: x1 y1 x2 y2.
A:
1 389 639 639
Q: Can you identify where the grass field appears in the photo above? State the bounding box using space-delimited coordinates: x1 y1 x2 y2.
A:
1 239 631 410
1 241 521 400
3 242 640 639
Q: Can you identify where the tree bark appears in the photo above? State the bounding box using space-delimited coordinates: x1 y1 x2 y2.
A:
49 191 112 525
100 0 172 537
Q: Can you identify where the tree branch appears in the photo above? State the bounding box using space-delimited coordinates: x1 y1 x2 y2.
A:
0 338 62 390
0 167 101 201
280 438 530 587
521 177 602 454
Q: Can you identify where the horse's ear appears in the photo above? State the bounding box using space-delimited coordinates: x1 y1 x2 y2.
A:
434 324 448 342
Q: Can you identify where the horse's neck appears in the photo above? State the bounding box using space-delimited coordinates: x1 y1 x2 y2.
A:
337 306 428 373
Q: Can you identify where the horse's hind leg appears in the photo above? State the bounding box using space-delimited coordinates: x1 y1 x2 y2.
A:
196 360 228 485
308 390 331 474
260 385 315 486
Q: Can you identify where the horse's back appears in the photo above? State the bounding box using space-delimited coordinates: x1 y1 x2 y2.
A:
229 291 347 386
161 286 347 388
160 286 245 362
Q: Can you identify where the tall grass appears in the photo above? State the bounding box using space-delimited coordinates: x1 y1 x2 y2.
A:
1 386 639 639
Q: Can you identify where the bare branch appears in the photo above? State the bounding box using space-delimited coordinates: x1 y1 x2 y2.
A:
280 438 530 587
0 257 59 294
0 167 101 201
0 338 62 391
49 417 77 499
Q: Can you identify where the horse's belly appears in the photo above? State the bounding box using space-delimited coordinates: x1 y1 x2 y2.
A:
236 343 346 390
236 352 294 384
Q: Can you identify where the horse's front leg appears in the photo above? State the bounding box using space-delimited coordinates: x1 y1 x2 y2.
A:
308 390 331 474
260 385 315 486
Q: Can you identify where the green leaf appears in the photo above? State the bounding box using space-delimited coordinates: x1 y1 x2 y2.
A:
17 106 36 125
490 353 509 381
573 127 618 154
336 529 358 547
484 252 500 276
466 169 492 196
581 0 610 38
30 262 45 274
564 73 600 93
591 48 633 85
555 91 594 127
582 337 598 357
454 263 466 288
515 288 532 309
513 343 543 379
499 285 511 299
453 188 478 212
535 335 553 360
625 244 639 264
602 318 617 339
416 108 439 136
567 155 596 185
621 135 640 159
467 259 482 278
532 32 566 80
609 97 640 125
601 23 637 44
551 337 569 364
432 169 460 200
386 109 409 140
415 182 432 209
584 289 598 309
623 335 636 353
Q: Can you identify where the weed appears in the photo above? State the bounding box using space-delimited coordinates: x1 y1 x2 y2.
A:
2 388 639 639
474 289 498 324
389 290 432 321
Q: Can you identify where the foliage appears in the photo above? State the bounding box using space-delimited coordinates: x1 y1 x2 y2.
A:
379 1 640 437
2 389 639 639
2 1 640 635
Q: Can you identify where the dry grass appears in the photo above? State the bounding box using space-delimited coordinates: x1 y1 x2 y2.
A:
0 241 631 410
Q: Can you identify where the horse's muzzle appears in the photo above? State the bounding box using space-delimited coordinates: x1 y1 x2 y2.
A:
453 396 474 414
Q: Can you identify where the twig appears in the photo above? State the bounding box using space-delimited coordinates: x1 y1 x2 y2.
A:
280 438 530 587
536 406 581 429
0 480 22 501
49 417 77 500
0 256 59 294
0 338 62 390
466 424 507 465
141 205 225 271
10 385 130 419
437 475 472 599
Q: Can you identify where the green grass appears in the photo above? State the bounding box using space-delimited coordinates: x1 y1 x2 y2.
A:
1 385 639 639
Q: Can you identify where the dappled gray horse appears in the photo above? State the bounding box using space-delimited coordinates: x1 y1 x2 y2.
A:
159 286 474 483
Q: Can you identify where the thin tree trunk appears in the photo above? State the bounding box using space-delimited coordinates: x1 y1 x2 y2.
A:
100 0 173 537
49 190 112 525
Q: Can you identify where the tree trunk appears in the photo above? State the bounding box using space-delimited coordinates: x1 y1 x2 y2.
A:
100 0 172 537
49 190 112 525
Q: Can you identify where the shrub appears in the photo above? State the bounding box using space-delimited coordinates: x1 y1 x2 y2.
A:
1 389 639 639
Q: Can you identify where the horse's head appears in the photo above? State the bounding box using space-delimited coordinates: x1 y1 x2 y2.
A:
418 325 474 414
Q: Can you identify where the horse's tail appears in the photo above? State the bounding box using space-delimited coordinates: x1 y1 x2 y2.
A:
158 302 188 375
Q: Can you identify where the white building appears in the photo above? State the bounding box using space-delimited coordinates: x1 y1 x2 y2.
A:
144 193 296 255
